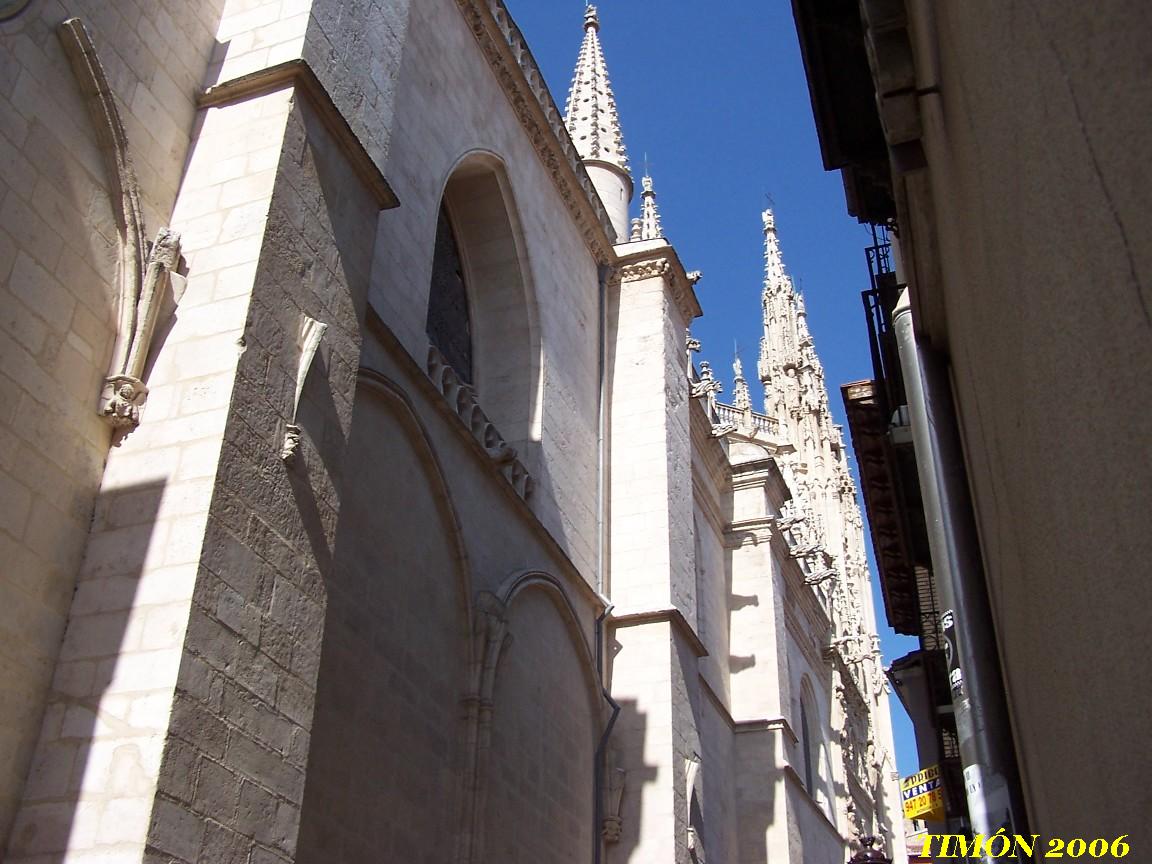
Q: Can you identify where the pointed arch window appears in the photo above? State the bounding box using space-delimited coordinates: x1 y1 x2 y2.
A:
426 204 473 384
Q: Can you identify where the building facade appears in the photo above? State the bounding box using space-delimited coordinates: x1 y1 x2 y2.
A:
792 0 1152 854
0 1 903 861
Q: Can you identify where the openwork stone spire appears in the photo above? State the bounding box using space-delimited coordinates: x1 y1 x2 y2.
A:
755 208 834 455
757 208 798 386
564 5 629 173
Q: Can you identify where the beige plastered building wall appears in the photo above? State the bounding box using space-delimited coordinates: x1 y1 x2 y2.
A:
894 0 1152 840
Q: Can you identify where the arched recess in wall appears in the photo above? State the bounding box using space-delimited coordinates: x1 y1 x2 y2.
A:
296 370 474 864
798 676 833 820
428 150 543 460
479 571 602 864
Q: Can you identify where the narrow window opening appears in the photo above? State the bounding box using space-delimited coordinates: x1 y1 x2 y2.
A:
801 698 815 793
426 204 473 384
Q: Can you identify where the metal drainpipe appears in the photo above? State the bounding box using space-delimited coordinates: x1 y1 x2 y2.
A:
597 263 610 597
892 290 1031 861
593 263 621 864
594 606 621 864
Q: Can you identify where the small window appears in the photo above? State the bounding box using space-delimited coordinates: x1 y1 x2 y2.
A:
426 204 473 384
801 698 816 793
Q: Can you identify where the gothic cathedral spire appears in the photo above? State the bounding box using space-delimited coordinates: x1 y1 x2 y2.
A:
564 5 633 240
757 208 797 394
756 208 832 446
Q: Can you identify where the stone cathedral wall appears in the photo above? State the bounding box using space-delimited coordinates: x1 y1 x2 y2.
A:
0 0 227 846
375 0 604 582
3 0 615 859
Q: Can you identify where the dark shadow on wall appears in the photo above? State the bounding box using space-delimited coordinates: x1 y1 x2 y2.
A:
733 725 782 864
602 695 655 864
5 479 166 862
294 378 472 864
721 524 787 863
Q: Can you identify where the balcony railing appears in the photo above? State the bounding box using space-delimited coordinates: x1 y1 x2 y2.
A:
714 402 780 437
861 224 906 418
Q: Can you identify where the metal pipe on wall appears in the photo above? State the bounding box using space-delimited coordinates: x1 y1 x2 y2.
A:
892 290 1031 861
593 263 621 864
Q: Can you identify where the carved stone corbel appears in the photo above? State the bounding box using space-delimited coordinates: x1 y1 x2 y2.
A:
601 747 626 843
281 316 328 463
59 18 182 440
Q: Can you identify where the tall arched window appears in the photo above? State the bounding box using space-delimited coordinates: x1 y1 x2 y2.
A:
426 153 541 461
798 680 834 823
800 696 816 793
426 204 473 384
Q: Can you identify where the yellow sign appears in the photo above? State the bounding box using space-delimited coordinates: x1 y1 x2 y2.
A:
901 764 945 821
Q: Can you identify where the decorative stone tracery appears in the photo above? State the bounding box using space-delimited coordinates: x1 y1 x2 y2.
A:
427 346 533 499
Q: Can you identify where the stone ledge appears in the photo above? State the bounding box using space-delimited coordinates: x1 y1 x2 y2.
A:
200 59 400 211
610 606 707 658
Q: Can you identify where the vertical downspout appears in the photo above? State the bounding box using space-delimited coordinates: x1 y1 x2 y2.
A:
892 290 1031 860
594 607 621 864
593 263 621 864
597 264 609 598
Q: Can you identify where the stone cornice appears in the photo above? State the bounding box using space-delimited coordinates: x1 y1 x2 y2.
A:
610 606 707 658
614 242 703 325
455 0 617 262
199 59 400 211
735 716 800 746
699 676 800 744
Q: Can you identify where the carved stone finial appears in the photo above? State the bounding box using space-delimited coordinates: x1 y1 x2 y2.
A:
638 173 663 240
584 3 600 31
732 352 751 412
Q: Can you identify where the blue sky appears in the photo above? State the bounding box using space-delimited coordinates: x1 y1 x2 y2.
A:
503 1 922 775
